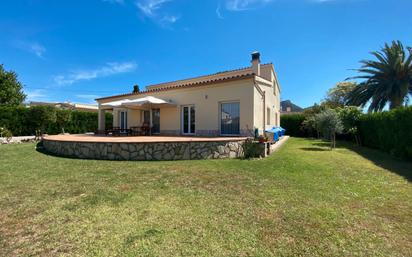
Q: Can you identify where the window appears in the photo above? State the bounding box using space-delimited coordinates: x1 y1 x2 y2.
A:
267 107 271 125
221 102 240 135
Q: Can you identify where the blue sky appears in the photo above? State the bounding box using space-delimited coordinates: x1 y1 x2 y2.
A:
0 0 411 107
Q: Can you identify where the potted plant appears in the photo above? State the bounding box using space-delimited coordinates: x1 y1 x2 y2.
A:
258 135 267 143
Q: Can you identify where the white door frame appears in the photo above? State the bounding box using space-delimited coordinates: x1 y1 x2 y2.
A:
181 105 195 135
119 110 128 130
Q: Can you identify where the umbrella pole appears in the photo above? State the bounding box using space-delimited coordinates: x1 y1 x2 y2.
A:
149 104 153 136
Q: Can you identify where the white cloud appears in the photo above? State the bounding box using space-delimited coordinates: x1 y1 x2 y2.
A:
216 4 224 19
75 94 101 103
29 43 46 58
136 0 170 16
15 41 46 58
54 61 137 86
26 89 48 102
135 0 179 26
225 0 274 11
160 15 179 24
76 94 101 99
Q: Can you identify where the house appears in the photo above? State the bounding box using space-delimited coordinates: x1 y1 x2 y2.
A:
27 101 98 112
96 52 281 137
280 100 303 115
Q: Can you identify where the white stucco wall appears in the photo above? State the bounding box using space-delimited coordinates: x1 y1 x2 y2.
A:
98 67 281 136
99 78 255 135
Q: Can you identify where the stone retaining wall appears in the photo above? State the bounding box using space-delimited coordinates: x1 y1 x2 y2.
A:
42 139 245 161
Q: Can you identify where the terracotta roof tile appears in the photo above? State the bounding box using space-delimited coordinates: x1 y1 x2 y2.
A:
96 63 274 101
96 73 256 101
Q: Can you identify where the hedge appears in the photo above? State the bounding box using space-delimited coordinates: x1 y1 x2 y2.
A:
358 107 412 160
0 106 113 136
280 114 307 137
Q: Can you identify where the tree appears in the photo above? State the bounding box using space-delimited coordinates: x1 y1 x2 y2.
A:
346 40 412 112
303 103 326 117
133 84 140 93
314 109 343 149
323 82 357 108
0 64 26 106
337 106 362 145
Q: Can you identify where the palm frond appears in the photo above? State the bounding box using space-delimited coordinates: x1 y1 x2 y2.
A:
347 41 412 111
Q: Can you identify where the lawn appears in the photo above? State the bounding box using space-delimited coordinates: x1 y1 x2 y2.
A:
0 138 411 257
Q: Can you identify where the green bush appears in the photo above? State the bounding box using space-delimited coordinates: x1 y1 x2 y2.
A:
0 106 113 136
242 139 263 159
358 107 412 160
0 127 13 142
280 114 307 137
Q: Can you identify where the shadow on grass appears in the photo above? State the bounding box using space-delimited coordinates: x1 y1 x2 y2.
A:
340 141 412 182
300 147 329 152
300 139 412 182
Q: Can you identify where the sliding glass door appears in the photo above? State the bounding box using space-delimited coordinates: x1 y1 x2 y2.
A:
221 102 240 135
152 109 160 134
142 109 160 134
182 105 195 135
120 111 127 130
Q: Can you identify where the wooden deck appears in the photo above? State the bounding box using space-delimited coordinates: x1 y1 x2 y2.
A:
43 134 248 143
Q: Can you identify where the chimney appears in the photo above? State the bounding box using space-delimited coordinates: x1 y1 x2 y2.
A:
251 51 261 76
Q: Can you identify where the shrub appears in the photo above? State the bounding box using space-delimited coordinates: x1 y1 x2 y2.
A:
242 139 263 159
358 107 412 160
29 106 57 134
280 114 306 137
0 106 113 136
0 127 13 142
56 110 72 134
302 115 318 138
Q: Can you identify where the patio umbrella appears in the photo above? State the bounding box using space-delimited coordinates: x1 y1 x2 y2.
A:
100 99 133 108
121 96 175 108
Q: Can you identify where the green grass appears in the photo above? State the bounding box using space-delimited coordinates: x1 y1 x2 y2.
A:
0 138 411 257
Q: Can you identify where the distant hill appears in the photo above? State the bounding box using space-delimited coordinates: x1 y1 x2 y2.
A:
281 100 303 113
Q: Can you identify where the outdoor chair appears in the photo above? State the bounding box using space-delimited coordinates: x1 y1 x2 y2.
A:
130 126 144 136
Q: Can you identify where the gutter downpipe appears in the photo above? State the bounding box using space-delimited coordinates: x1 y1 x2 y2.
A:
263 91 266 134
253 77 266 135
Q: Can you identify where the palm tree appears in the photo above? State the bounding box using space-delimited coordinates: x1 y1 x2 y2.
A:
346 41 412 112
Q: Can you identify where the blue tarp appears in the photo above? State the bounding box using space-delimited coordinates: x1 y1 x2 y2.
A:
265 126 286 142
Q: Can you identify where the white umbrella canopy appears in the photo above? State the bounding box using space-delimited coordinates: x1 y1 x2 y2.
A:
100 96 175 109
122 96 175 109
100 96 175 135
101 99 133 108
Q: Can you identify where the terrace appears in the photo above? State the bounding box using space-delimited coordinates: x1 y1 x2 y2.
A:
42 134 249 161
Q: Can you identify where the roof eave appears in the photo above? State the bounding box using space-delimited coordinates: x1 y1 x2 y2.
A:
95 73 256 102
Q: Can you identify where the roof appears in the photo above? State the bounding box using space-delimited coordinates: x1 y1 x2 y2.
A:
146 63 274 90
96 63 274 101
27 101 98 110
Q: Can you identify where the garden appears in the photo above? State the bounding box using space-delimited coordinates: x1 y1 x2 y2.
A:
0 138 411 256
